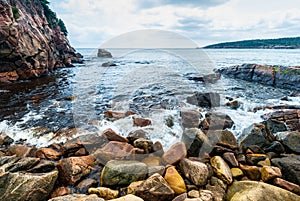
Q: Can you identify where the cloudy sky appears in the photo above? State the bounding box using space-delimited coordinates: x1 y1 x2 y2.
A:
49 0 300 48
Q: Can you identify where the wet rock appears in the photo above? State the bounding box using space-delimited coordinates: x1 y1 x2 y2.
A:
36 148 61 160
274 178 300 195
0 170 58 201
50 187 71 198
231 168 244 178
77 178 97 193
239 164 261 181
210 156 233 184
4 157 40 172
271 155 300 185
164 166 186 194
100 160 147 186
104 110 136 120
49 194 104 201
261 166 282 182
102 62 117 67
186 73 220 83
97 49 112 58
67 134 108 154
180 110 201 128
62 142 88 157
58 155 94 186
246 153 268 165
133 117 152 127
102 128 128 143
93 141 134 165
225 100 242 110
186 92 220 108
127 130 149 144
200 113 234 131
275 131 300 153
226 181 300 201
264 141 285 154
181 128 209 157
134 138 153 154
222 152 239 167
162 142 187 165
88 187 119 200
27 160 56 173
179 158 208 186
240 123 275 151
0 133 14 146
109 194 144 201
135 173 175 201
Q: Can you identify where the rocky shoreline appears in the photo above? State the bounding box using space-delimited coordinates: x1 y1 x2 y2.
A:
216 64 300 91
0 107 299 201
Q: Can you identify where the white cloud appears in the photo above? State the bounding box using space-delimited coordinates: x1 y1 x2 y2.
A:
49 0 300 48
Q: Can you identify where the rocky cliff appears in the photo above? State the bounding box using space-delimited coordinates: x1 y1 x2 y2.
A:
0 0 82 82
216 64 300 91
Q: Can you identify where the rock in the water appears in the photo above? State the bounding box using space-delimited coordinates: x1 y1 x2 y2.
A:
57 155 94 186
271 155 300 185
0 170 58 201
179 158 208 186
210 156 233 184
162 142 187 165
181 110 201 128
240 123 275 151
97 49 112 58
102 62 117 67
102 128 128 143
135 173 175 201
88 187 119 200
164 166 186 194
49 194 104 201
275 131 300 153
226 181 300 201
134 138 153 154
36 148 61 160
200 113 234 131
186 92 220 108
100 160 147 186
0 133 14 146
133 117 152 127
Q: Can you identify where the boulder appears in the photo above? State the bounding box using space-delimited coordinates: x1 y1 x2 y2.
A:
57 155 94 186
205 177 227 201
210 156 233 184
179 158 208 186
186 73 220 83
133 117 152 127
275 131 300 153
271 155 300 185
180 110 201 128
261 166 282 182
102 128 128 143
0 170 58 201
102 62 117 67
239 164 261 181
162 142 187 165
181 128 209 157
135 173 175 201
36 148 61 160
0 133 14 146
97 49 113 58
200 113 234 131
134 138 153 154
274 178 300 195
226 181 300 201
186 92 220 108
100 160 147 186
240 123 275 151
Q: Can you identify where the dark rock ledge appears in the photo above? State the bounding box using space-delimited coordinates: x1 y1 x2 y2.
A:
216 64 300 91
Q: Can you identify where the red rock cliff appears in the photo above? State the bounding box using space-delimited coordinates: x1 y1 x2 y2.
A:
0 0 82 82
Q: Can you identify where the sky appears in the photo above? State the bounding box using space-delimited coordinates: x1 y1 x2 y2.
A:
49 0 300 48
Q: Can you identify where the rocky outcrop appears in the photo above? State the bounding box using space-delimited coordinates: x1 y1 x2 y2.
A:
216 64 300 91
0 0 82 82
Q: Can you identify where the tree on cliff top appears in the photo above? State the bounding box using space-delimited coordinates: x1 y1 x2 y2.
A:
40 0 68 36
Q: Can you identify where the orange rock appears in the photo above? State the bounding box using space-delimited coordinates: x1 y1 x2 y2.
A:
50 187 70 198
164 166 186 194
261 166 282 182
36 148 61 160
102 128 128 142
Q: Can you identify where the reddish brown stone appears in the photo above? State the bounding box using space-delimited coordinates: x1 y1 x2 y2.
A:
102 128 128 143
181 110 201 128
104 110 136 119
7 145 35 157
239 164 261 181
274 178 300 195
261 166 282 182
133 117 152 127
50 187 70 198
222 152 239 167
163 142 187 165
58 155 95 186
36 148 61 160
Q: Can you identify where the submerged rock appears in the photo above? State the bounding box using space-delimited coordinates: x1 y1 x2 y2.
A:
187 92 220 108
97 49 113 58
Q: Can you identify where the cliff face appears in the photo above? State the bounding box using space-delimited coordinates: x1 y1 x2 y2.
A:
0 0 82 82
